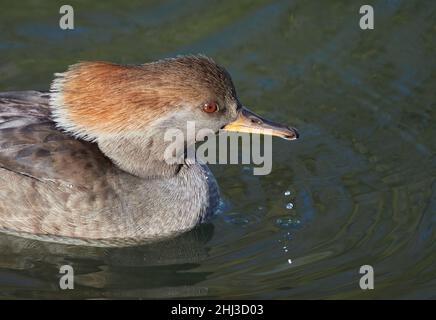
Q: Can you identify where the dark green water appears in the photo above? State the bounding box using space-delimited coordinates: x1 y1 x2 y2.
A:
0 0 435 299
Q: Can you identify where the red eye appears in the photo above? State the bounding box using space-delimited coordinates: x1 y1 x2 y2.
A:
202 102 219 113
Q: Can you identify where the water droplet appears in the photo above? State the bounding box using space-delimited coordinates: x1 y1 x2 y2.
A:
284 190 291 196
286 203 294 210
284 232 292 240
276 218 301 229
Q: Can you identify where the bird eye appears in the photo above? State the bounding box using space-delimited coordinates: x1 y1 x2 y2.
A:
202 102 219 113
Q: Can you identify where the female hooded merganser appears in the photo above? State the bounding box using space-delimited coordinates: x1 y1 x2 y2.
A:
0 55 298 247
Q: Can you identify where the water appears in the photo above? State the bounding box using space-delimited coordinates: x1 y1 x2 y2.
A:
0 0 435 299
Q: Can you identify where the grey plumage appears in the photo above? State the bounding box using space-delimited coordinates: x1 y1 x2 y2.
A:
0 91 219 247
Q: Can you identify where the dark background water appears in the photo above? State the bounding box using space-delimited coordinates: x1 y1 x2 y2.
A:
0 0 435 299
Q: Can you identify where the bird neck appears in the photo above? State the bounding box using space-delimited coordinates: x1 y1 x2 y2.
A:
97 133 183 178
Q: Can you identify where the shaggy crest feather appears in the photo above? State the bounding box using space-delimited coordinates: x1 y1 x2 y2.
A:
48 55 236 142
50 68 97 141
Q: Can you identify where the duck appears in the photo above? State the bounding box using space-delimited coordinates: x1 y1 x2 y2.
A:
0 55 298 247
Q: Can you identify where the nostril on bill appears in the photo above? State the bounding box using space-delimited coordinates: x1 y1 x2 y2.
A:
251 118 263 125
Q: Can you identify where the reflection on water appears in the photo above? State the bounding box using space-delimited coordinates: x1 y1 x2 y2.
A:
0 0 435 299
0 225 213 299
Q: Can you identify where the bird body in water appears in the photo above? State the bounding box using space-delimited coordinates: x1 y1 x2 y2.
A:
0 55 298 247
